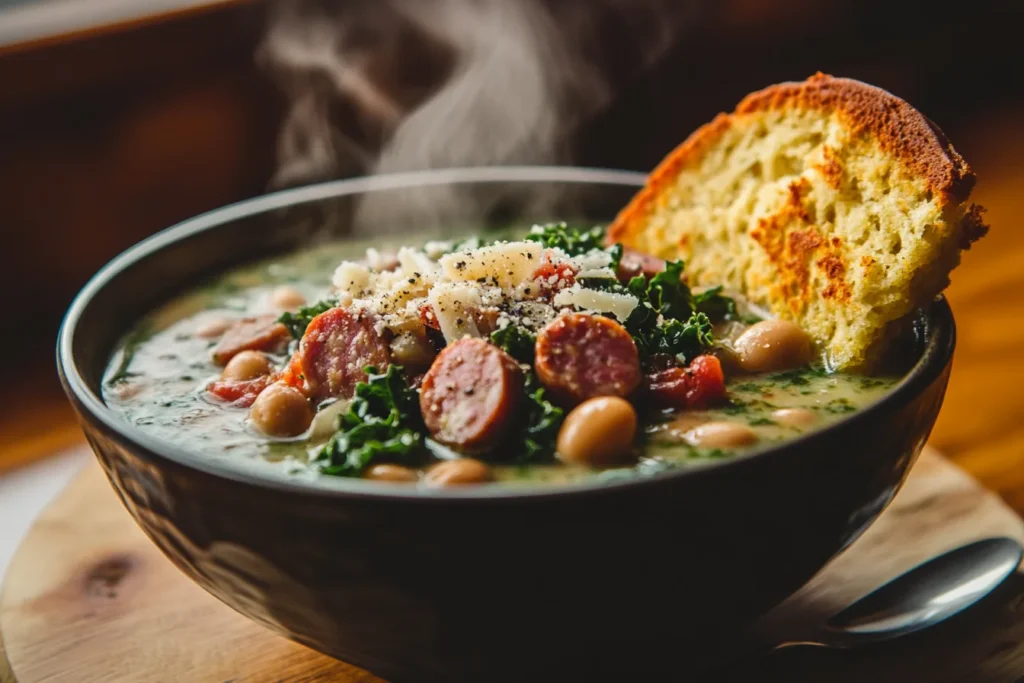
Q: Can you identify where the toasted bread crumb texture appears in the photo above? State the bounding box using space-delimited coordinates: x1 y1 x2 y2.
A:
609 73 987 369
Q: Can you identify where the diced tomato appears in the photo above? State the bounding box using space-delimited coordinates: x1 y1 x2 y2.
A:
646 355 726 409
207 375 275 408
278 355 307 393
533 255 577 296
419 304 440 330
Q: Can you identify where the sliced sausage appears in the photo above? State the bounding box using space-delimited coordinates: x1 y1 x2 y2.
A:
645 354 726 409
195 316 234 339
207 374 275 408
616 247 666 282
296 307 391 400
419 338 523 452
211 315 291 365
535 313 641 405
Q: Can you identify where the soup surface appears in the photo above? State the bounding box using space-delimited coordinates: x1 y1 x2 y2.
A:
104 225 901 487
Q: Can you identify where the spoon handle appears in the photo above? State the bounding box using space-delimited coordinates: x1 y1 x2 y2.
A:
772 639 834 651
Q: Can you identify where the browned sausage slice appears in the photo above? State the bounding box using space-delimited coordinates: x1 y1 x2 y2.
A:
535 313 641 405
419 338 523 452
296 307 391 400
616 247 666 282
211 315 290 366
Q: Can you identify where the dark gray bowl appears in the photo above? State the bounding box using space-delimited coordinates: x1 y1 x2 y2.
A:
57 167 954 681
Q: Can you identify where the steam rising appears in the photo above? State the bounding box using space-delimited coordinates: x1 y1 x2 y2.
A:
258 0 694 232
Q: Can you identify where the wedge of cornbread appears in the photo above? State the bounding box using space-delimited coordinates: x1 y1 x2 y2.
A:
608 72 988 369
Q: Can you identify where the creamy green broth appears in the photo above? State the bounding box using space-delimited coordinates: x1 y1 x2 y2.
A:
103 235 901 487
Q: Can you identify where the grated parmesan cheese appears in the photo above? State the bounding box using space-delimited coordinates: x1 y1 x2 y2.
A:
332 262 372 297
439 241 543 289
553 284 638 321
429 283 483 343
329 231 633 342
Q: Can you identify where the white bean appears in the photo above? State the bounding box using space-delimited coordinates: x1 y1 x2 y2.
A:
684 421 758 448
733 320 813 373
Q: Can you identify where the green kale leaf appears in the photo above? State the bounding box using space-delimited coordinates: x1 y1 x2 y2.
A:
516 373 565 463
277 299 337 339
525 222 622 271
490 325 563 462
611 260 715 367
525 222 605 253
605 242 624 273
316 365 425 477
645 260 693 322
635 312 714 366
692 285 738 322
490 324 536 365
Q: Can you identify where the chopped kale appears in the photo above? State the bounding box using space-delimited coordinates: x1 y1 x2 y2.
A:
525 222 622 270
490 324 564 462
316 365 425 477
610 259 715 368
577 276 627 292
278 298 337 339
526 222 605 254
632 312 714 366
515 373 565 463
645 260 693 322
490 325 536 365
693 285 738 322
605 242 624 272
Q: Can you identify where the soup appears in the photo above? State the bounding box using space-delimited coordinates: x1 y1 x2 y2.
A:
103 224 903 487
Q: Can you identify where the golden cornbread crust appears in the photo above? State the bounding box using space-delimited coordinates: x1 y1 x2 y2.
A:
737 73 976 204
608 73 988 369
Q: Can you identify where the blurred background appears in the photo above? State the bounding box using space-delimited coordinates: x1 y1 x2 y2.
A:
2 0 1022 502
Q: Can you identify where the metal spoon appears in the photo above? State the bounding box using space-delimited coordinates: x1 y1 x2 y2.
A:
776 536 1023 650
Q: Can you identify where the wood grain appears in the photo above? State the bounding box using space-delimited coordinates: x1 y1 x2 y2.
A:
2 446 1023 682
0 452 381 683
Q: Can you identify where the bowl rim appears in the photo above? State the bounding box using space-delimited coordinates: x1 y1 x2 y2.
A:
57 165 955 502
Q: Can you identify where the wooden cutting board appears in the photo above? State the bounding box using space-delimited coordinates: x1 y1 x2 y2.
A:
3 446 1024 683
